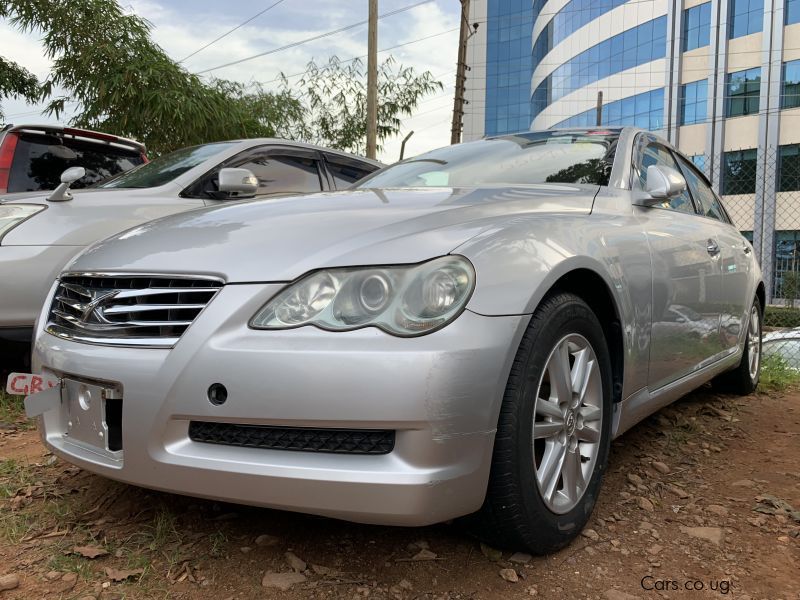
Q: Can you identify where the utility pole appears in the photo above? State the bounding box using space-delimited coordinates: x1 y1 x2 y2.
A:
595 91 603 126
450 0 470 144
366 0 378 159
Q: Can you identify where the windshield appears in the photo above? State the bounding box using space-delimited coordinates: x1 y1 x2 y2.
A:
357 131 618 189
97 142 236 189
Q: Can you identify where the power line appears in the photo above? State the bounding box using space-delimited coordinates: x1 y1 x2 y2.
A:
250 27 459 88
2 46 455 122
180 0 287 63
196 0 433 75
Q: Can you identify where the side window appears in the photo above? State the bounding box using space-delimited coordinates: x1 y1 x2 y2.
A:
636 141 696 214
234 153 323 196
325 154 377 189
676 154 729 223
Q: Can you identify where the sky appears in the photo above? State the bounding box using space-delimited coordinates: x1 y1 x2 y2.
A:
0 0 462 162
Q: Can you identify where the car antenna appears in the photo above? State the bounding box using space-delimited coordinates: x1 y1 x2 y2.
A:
47 166 86 202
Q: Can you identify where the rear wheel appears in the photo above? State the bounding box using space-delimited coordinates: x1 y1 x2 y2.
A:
712 297 762 395
468 292 613 554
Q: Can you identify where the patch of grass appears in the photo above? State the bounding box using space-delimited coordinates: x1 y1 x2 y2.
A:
663 419 698 450
759 354 800 391
209 529 228 558
0 510 36 543
47 550 96 580
0 390 31 427
41 497 78 530
0 458 36 499
0 459 41 542
136 507 180 553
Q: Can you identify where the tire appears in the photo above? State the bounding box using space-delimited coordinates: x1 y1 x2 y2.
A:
711 297 762 395
467 292 613 554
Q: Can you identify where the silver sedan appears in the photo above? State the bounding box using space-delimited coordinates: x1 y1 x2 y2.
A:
28 127 763 554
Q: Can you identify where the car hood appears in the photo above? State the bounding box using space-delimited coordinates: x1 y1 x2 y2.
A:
71 186 598 282
0 190 54 203
0 186 177 204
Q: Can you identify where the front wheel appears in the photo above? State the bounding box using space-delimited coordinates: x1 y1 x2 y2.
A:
467 292 613 554
712 297 762 395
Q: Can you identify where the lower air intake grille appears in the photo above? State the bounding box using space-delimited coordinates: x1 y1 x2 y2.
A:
188 421 395 455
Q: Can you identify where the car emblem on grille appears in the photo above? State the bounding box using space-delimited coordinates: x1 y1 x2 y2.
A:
76 288 120 325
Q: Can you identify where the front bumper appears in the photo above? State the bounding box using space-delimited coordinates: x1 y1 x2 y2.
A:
33 283 528 526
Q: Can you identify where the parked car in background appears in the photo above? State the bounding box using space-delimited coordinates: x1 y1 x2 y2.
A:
0 139 381 344
26 127 763 554
0 124 147 195
762 327 800 369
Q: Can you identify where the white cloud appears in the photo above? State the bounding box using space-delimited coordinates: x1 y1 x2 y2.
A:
1 0 461 161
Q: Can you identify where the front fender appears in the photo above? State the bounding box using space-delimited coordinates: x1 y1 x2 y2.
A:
455 212 653 398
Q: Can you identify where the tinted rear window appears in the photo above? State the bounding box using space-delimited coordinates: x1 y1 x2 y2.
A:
8 133 144 192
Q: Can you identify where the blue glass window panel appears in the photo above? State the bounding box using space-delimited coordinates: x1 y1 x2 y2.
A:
783 60 800 109
722 149 758 194
607 101 622 123
726 67 761 116
788 0 800 24
484 0 534 135
683 3 711 51
680 80 708 125
635 92 650 115
531 0 630 72
552 89 664 131
530 18 666 123
729 0 763 39
691 154 706 172
778 144 800 191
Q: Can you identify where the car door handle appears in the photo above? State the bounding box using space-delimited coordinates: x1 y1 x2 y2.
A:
707 240 720 256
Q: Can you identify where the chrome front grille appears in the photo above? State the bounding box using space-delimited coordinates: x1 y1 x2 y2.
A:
45 273 223 347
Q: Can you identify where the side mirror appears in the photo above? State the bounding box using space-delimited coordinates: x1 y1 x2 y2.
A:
635 165 687 206
47 166 86 202
217 168 258 199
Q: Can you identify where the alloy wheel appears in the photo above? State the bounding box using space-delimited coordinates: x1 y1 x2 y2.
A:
532 334 603 514
748 305 761 381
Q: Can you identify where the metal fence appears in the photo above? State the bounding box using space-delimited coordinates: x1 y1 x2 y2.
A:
704 147 800 373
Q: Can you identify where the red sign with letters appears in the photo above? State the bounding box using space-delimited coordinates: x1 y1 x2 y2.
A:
5 372 59 396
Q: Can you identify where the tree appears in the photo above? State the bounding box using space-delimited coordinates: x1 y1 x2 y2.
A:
0 56 39 119
0 1 442 156
285 56 442 154
0 0 296 154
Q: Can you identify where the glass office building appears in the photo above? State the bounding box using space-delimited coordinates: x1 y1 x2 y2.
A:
462 0 800 302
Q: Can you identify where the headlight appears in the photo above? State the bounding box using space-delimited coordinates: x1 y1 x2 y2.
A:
0 204 46 243
250 256 476 336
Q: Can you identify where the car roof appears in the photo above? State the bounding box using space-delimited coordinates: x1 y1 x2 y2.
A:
1 123 146 154
226 138 384 167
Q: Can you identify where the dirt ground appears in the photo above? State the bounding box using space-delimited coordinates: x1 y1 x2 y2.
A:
0 386 797 600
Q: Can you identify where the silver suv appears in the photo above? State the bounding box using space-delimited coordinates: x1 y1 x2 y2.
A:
0 138 380 346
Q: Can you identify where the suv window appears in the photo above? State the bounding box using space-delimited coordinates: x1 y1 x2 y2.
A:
100 142 234 189
9 132 145 192
675 154 730 223
636 141 696 214
324 154 378 189
234 152 323 196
